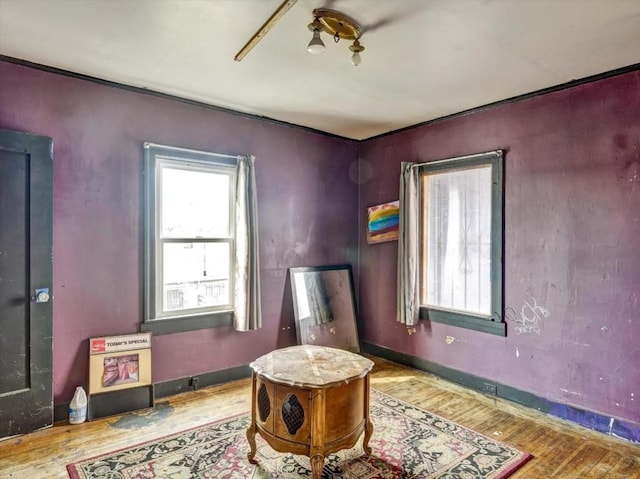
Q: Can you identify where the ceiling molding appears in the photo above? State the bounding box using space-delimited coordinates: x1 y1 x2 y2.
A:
2 55 639 145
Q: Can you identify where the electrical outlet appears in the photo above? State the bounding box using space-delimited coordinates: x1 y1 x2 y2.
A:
189 377 200 390
482 382 497 395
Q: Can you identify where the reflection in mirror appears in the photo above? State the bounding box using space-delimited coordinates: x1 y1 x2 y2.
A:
289 265 359 352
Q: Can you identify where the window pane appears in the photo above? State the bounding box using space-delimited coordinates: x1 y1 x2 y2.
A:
162 242 230 312
161 166 230 238
425 165 492 316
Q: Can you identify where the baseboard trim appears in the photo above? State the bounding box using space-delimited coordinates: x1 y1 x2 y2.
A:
361 341 640 444
54 346 640 444
54 364 252 423
153 364 252 399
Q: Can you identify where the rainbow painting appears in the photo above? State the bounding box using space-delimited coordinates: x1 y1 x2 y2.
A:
367 200 400 244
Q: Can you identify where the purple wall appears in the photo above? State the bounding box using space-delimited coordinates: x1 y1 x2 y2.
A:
1 58 638 430
0 60 359 404
358 71 640 427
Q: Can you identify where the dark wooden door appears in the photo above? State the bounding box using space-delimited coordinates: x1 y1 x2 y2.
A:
0 129 53 438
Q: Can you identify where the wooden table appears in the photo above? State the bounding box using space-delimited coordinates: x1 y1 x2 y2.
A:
246 345 374 478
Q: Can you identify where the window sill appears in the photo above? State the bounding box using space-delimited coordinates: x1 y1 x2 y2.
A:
420 307 506 336
141 310 233 335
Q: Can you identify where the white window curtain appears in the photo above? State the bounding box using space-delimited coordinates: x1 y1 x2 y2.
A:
397 162 420 326
233 155 262 331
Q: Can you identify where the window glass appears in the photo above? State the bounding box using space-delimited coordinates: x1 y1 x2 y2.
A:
423 165 492 316
161 166 230 238
155 161 234 317
162 242 231 312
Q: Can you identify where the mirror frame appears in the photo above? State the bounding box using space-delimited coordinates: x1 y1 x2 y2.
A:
288 264 360 352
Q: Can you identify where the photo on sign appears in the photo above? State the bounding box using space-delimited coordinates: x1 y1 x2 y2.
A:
102 354 139 387
89 348 152 395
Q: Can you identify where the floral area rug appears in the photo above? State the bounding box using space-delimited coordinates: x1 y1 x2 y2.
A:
67 389 531 478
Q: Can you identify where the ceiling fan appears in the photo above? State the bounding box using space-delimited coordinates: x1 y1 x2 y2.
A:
234 0 366 66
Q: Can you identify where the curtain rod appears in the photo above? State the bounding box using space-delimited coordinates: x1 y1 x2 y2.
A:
143 142 243 160
411 149 502 168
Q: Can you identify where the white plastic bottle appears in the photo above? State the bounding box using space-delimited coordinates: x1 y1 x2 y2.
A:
69 386 87 424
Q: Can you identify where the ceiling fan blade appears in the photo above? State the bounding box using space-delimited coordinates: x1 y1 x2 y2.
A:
362 14 406 35
362 5 430 35
234 0 298 62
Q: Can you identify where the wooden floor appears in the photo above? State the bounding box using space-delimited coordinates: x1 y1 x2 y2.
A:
1 355 638 478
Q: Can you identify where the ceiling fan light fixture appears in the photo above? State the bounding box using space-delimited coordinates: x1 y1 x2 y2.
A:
307 8 365 65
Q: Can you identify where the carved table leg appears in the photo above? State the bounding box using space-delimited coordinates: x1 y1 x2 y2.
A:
246 424 258 463
310 388 326 479
362 418 373 455
362 372 373 455
310 454 325 479
247 372 258 463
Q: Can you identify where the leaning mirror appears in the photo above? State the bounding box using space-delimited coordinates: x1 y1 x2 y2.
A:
288 264 360 352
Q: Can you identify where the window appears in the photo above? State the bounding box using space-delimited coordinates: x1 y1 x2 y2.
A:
418 151 504 335
143 143 238 335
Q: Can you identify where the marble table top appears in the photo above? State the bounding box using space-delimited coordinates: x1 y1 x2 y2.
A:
249 345 374 388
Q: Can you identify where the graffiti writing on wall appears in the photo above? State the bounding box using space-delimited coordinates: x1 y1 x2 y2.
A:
506 297 550 335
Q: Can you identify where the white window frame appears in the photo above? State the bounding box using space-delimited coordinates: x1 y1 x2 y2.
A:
143 143 238 335
418 151 505 336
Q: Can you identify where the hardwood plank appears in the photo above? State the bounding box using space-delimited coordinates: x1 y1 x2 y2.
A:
0 354 638 478
607 453 640 479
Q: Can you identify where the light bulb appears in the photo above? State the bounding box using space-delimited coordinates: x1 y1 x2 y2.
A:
349 39 364 66
307 30 325 54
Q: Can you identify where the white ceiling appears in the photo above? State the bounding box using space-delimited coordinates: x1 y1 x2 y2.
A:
1 0 639 140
